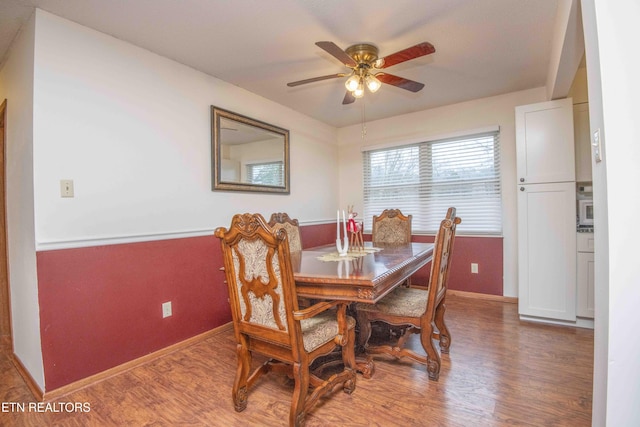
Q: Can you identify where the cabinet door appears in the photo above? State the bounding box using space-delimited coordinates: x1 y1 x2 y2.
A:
574 103 592 182
517 182 577 320
516 98 575 184
577 252 595 318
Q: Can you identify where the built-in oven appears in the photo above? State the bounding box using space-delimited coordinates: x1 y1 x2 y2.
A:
578 199 594 227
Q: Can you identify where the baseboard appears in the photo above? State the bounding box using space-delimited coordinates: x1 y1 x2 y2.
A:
43 322 233 401
11 352 44 401
519 314 594 330
447 289 518 304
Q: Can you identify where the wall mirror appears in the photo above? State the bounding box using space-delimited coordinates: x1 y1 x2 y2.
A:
212 106 290 194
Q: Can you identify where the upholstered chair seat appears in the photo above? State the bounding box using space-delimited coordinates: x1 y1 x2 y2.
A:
301 312 356 352
361 287 428 318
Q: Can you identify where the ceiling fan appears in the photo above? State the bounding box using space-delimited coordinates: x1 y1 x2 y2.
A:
287 41 435 104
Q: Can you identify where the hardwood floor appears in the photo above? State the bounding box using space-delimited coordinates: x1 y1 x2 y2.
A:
0 294 593 426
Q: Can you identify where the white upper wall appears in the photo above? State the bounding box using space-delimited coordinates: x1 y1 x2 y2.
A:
336 87 547 297
32 10 339 250
546 0 585 100
568 63 588 104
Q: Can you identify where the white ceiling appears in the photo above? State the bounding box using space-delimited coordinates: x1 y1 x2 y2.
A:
0 0 562 128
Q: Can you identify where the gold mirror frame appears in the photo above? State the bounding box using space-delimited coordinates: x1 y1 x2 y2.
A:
212 106 290 194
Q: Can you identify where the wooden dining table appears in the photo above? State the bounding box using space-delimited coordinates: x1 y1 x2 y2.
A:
289 241 434 377
291 242 435 304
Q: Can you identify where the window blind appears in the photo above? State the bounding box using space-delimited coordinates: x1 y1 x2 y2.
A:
362 131 501 235
246 161 284 186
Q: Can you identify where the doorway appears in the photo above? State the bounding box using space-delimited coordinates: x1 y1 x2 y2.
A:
0 99 10 345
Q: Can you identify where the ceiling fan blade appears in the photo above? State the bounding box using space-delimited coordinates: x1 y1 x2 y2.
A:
377 42 435 69
376 73 425 92
315 41 357 67
287 73 347 87
342 91 356 105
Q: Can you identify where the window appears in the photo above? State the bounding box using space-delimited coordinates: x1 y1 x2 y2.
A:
246 161 284 186
362 131 501 235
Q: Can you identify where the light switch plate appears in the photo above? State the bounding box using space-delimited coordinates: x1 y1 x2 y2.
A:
592 128 602 163
60 180 74 198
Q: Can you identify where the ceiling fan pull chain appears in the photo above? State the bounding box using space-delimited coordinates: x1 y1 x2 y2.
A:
361 102 367 140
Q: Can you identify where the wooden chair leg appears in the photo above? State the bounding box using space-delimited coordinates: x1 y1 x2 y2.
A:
290 362 309 427
232 342 251 412
420 323 441 381
434 301 451 354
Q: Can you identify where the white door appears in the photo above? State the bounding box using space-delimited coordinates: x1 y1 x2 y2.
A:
516 98 575 184
517 182 577 321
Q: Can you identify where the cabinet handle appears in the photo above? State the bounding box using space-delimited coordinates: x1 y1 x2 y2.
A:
520 187 525 191
520 178 525 182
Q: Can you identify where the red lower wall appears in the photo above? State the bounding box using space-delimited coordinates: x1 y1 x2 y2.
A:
409 235 503 295
299 222 338 248
36 223 502 391
36 236 229 391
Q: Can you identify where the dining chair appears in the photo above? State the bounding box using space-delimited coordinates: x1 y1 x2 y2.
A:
268 212 318 307
215 213 357 427
372 209 413 287
355 207 461 381
268 212 302 252
372 209 412 245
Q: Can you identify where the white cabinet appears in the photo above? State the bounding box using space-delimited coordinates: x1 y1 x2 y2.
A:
517 182 577 321
577 232 595 318
516 98 577 323
574 103 592 182
516 98 576 184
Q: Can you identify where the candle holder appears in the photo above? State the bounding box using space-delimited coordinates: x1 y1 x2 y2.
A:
336 236 349 256
336 209 349 256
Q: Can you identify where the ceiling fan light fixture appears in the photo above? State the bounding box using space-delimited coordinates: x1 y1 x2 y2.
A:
353 79 365 98
345 74 360 92
286 41 435 105
365 74 381 93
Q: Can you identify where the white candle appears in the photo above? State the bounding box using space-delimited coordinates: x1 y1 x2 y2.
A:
337 210 340 239
342 210 347 239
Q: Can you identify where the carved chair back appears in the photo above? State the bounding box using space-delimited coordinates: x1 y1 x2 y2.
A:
268 212 302 252
217 213 299 349
427 207 461 317
372 209 412 244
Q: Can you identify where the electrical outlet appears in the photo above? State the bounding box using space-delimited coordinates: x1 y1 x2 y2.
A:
162 301 172 318
471 263 479 274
